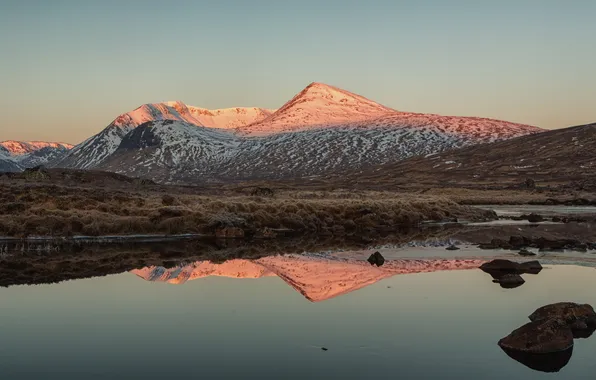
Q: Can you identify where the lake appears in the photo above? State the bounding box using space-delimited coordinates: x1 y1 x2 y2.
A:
1 250 595 379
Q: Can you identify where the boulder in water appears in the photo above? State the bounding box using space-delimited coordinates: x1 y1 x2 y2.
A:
498 319 574 354
529 302 596 338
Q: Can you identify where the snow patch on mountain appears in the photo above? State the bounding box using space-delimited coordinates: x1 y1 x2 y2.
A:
185 105 275 130
98 120 240 182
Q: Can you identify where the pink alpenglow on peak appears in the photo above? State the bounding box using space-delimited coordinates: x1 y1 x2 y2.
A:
236 82 397 136
0 141 74 156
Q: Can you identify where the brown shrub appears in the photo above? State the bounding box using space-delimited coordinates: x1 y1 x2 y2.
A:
162 194 176 206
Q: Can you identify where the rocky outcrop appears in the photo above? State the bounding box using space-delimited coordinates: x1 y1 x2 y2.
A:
529 303 596 338
499 302 596 372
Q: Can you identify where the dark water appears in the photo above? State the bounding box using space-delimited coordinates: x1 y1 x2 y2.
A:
1 261 595 379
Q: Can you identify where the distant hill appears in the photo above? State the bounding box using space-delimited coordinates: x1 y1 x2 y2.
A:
336 123 596 190
0 140 73 169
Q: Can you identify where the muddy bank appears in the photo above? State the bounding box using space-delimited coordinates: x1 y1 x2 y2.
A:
453 223 596 248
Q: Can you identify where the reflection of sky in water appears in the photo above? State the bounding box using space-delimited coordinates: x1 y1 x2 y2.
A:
1 266 596 379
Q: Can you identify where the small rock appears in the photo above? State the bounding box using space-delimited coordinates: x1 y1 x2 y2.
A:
525 213 545 223
367 251 385 267
446 245 460 251
518 249 536 257
552 216 562 223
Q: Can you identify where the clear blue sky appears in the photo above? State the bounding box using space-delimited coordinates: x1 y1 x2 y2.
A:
1 0 594 144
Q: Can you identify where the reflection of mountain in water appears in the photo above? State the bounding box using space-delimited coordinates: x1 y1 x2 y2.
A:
132 255 485 302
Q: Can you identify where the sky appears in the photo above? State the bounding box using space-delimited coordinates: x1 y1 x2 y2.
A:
0 0 595 144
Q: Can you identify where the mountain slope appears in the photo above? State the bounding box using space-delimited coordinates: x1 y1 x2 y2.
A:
216 113 539 181
0 148 22 172
236 82 396 136
338 122 596 190
97 119 240 182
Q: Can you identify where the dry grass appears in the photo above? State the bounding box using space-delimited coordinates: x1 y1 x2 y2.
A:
0 183 495 238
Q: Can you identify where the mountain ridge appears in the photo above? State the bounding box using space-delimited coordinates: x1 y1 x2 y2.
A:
0 140 74 169
46 82 543 183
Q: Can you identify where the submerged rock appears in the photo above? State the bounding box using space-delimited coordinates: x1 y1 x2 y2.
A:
492 273 525 289
367 251 385 267
498 319 574 354
446 245 460 251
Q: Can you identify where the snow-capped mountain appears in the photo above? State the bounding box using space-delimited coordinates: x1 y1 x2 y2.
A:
0 140 73 169
51 82 543 183
55 102 272 169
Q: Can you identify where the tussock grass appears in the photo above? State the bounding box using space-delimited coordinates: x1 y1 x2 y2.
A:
0 184 495 238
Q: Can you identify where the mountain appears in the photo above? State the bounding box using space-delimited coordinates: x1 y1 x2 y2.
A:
55 102 272 169
235 82 396 136
0 141 73 169
337 122 596 190
131 255 486 302
51 82 542 183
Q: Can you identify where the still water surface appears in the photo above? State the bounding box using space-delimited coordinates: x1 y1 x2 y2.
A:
1 260 595 379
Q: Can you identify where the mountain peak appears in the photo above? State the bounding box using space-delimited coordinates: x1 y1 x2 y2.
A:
236 82 397 136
